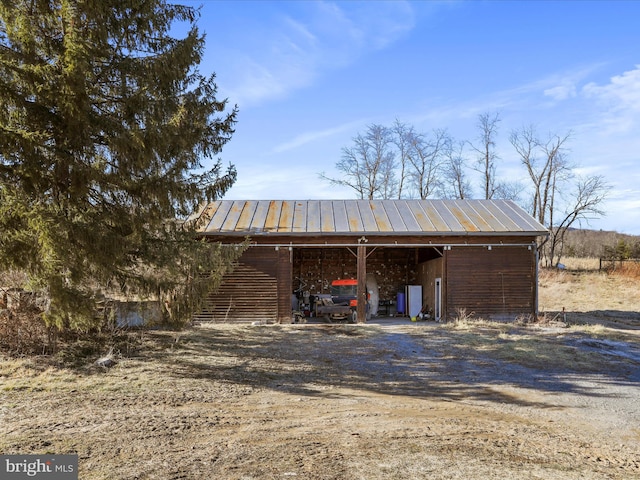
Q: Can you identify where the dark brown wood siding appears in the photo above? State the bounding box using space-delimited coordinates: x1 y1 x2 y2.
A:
276 247 293 323
195 248 280 323
445 246 535 319
200 234 539 323
417 257 444 318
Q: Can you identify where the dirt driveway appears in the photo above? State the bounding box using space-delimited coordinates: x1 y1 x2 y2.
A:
1 318 639 479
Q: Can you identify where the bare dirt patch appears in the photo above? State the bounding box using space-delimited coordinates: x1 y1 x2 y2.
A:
1 318 639 479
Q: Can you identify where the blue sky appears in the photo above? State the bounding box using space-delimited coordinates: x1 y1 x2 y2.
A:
189 0 640 235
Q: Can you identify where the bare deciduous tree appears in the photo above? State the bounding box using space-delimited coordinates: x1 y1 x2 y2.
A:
547 175 610 266
406 128 450 199
510 126 609 266
439 140 473 199
391 120 412 199
470 112 501 199
320 124 397 199
470 112 520 201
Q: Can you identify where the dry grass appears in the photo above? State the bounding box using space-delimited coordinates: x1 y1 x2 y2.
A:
557 256 601 270
612 261 640 280
441 316 637 372
538 267 640 314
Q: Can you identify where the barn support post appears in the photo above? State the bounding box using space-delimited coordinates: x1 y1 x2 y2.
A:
534 243 539 318
356 241 367 323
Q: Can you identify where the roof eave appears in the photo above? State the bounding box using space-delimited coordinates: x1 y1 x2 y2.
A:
198 230 549 237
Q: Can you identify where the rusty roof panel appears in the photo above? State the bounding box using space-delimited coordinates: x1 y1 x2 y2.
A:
384 201 409 232
439 202 467 231
421 202 451 231
220 201 241 232
332 200 350 232
320 201 335 233
357 200 380 232
395 201 422 231
444 200 484 232
472 201 509 231
264 200 282 232
407 200 436 231
277 200 293 232
477 201 517 231
236 200 257 231
206 200 230 231
200 199 548 236
250 200 271 232
370 201 393 231
345 201 364 232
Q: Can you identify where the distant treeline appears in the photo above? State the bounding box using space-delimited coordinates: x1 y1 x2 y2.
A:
562 229 640 259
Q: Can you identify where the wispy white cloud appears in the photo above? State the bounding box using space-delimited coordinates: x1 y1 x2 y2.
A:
217 1 415 107
582 65 640 133
272 119 365 153
225 162 353 200
544 82 577 101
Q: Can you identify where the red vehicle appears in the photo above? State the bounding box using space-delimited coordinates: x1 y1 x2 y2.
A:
314 279 359 322
330 279 358 307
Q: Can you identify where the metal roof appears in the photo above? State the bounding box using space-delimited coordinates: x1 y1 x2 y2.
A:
198 199 549 237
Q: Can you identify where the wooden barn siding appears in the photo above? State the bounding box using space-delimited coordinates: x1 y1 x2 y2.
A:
417 257 443 316
445 246 535 319
200 235 539 322
195 248 280 323
275 247 293 323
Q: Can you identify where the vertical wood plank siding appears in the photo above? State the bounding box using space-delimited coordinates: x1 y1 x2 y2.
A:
276 247 293 323
445 247 535 318
195 248 280 323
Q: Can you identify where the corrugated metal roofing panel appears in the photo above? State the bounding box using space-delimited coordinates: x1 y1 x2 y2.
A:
384 201 409 232
264 200 282 232
395 201 422 231
345 201 364 232
218 201 238 232
250 200 271 232
407 200 437 231
236 200 257 231
370 200 393 231
357 200 379 232
199 199 548 236
501 200 543 232
320 200 335 233
480 200 521 231
277 200 293 232
420 201 451 231
471 201 509 231
332 200 350 232
440 200 478 232
292 201 307 232
434 201 465 231
306 200 321 232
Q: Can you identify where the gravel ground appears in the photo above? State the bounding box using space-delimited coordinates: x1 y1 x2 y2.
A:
1 317 639 479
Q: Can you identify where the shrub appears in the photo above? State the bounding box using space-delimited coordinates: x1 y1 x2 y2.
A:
0 301 52 355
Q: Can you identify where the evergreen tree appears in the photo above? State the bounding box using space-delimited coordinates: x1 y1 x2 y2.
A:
0 0 243 329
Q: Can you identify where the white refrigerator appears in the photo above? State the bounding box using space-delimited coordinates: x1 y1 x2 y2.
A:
405 285 422 318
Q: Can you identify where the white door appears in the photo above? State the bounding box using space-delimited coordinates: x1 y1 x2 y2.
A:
434 278 442 321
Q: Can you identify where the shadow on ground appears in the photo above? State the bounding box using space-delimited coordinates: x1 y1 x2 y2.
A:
144 320 640 409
